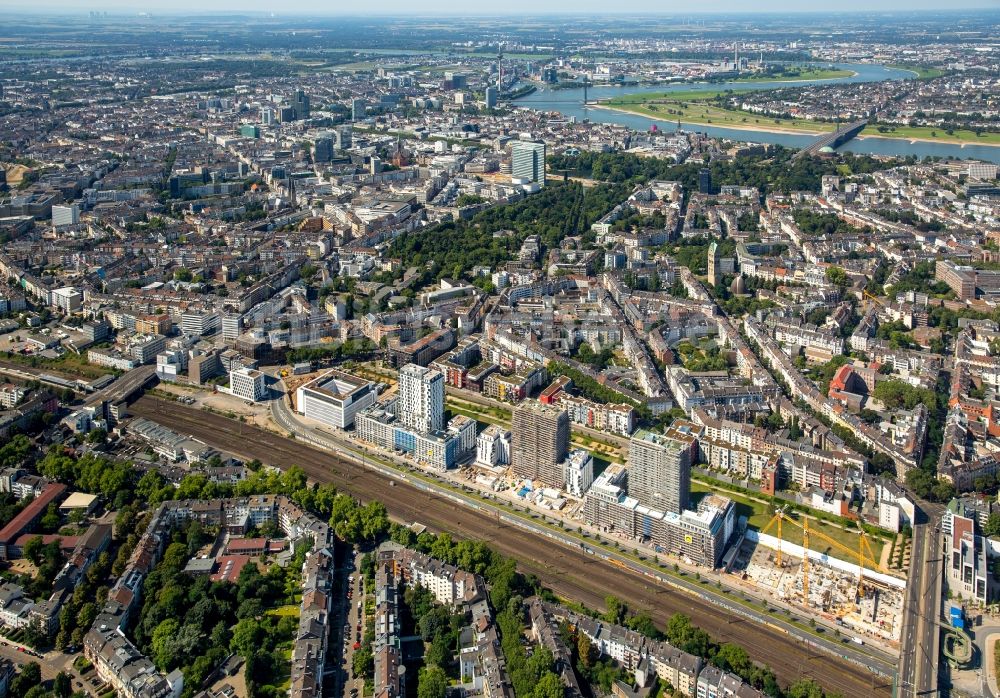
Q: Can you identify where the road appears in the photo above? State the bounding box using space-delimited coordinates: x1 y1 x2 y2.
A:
898 521 943 697
130 395 893 697
340 552 365 698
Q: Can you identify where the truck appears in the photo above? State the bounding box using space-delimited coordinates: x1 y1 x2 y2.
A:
851 637 864 645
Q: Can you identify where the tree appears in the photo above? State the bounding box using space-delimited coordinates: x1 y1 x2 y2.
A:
151 619 181 669
53 672 72 698
624 611 659 639
230 618 263 658
532 672 565 698
711 643 751 676
353 645 374 679
86 428 108 444
9 663 41 698
576 633 595 669
785 678 825 698
604 595 626 624
984 512 1000 537
417 665 448 698
40 502 61 532
825 265 848 288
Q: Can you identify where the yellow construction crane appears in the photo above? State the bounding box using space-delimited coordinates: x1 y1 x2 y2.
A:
760 509 886 606
863 289 885 311
760 506 788 566
803 518 810 602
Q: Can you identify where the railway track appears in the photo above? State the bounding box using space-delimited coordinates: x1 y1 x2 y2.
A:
130 395 892 697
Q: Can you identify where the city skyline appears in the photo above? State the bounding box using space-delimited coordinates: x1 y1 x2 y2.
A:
5 0 1000 13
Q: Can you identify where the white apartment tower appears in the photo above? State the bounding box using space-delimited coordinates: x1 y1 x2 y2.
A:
398 364 445 434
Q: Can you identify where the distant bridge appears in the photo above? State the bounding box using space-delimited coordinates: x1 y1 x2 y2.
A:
795 119 868 159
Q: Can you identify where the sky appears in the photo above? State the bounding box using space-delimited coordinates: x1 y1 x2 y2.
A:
5 0 999 13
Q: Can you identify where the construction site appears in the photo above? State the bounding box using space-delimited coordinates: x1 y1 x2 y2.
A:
730 509 906 646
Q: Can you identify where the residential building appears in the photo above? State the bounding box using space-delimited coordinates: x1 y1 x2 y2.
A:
563 449 594 498
51 286 82 314
398 364 444 434
476 425 511 467
511 402 569 488
628 427 697 515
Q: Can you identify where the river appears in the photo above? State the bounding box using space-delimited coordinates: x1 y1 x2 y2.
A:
514 63 1000 164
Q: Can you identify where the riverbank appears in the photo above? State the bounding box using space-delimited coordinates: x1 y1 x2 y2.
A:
711 68 857 84
593 102 831 136
596 102 1000 149
857 127 1000 147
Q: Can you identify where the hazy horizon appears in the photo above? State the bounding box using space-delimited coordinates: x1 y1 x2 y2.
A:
4 0 1000 14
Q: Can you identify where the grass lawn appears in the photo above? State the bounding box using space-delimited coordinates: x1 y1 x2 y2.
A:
266 604 301 617
606 87 757 103
887 65 946 80
727 67 855 83
690 480 884 566
860 124 1000 145
603 92 832 134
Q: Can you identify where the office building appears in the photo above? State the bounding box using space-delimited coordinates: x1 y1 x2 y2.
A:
188 349 222 385
698 168 712 194
260 107 275 125
333 125 353 150
356 399 474 470
445 72 467 89
511 403 569 488
239 124 260 139
484 86 498 109
944 502 993 603
296 369 376 430
314 137 333 163
398 364 444 434
628 426 697 514
352 99 366 121
229 367 267 403
51 204 80 228
292 90 310 120
128 334 166 365
81 321 110 344
221 313 242 342
511 141 546 186
180 312 220 337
